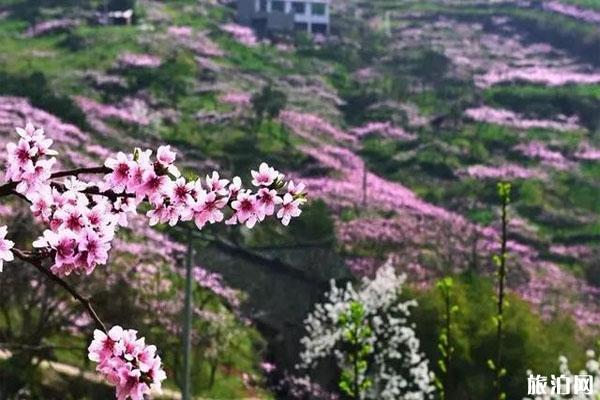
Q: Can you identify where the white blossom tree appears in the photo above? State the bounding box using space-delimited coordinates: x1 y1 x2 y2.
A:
297 260 435 400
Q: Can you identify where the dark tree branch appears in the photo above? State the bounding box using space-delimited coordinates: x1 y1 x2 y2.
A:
0 182 19 198
49 182 135 201
81 186 135 200
8 189 31 204
50 166 111 179
12 248 107 334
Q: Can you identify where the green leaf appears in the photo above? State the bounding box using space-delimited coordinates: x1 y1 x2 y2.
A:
438 361 447 373
493 255 502 267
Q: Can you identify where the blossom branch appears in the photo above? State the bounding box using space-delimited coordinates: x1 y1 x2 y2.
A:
12 247 107 334
0 122 307 399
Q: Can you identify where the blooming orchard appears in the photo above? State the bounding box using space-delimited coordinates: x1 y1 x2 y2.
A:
0 123 306 398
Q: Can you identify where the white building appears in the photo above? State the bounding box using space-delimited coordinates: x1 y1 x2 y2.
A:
237 0 330 34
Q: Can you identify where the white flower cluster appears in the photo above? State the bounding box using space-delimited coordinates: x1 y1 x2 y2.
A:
524 350 600 400
298 261 435 400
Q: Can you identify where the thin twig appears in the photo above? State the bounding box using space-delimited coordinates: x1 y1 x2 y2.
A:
12 248 107 334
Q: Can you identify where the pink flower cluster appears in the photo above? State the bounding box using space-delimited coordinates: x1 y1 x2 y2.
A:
103 153 305 229
353 67 377 82
465 106 581 132
260 361 276 374
549 244 592 259
4 124 117 276
88 326 166 400
219 91 252 108
575 143 600 161
514 141 572 170
118 53 162 69
5 123 57 196
346 256 380 277
0 226 14 272
75 96 150 126
543 1 600 24
479 67 600 87
280 110 357 145
462 164 545 180
25 18 79 37
167 26 224 57
220 23 258 47
515 141 564 162
29 179 123 276
350 122 416 141
167 26 192 37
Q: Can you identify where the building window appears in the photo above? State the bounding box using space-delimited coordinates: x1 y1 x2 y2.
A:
258 0 267 11
295 22 308 31
292 2 306 14
311 3 326 15
312 23 327 34
272 0 285 12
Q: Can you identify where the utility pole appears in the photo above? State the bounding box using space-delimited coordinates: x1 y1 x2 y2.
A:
362 162 367 208
182 234 194 400
384 11 391 37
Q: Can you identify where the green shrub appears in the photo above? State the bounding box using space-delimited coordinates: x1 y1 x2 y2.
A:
410 273 588 400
